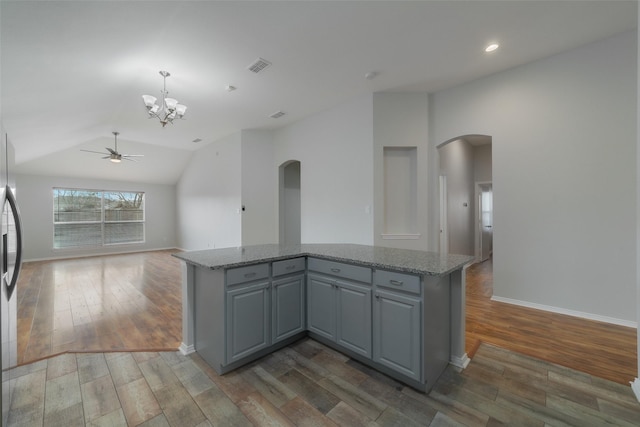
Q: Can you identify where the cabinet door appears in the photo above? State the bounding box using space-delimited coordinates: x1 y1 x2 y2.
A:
307 273 336 341
272 274 305 343
336 280 372 358
373 289 421 381
226 281 270 363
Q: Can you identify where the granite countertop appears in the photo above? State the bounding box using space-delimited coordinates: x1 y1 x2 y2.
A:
172 243 474 276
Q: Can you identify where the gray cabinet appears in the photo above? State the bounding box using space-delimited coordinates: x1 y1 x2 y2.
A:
272 273 306 343
373 289 421 381
336 280 371 357
307 258 372 358
373 269 422 382
191 254 449 392
226 279 270 363
272 258 306 344
307 273 336 341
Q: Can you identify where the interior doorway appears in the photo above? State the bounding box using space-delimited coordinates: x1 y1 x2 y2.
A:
439 175 448 254
437 135 492 259
279 160 301 245
475 182 493 262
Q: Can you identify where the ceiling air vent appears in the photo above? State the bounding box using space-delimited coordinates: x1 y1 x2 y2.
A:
247 57 272 74
269 111 285 119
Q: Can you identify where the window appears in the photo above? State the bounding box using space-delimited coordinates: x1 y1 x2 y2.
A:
53 188 145 249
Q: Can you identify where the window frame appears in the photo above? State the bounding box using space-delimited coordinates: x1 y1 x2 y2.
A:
52 187 146 249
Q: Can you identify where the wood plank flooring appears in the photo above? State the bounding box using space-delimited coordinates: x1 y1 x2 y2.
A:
15 250 637 386
7 250 640 425
7 339 640 426
16 250 182 364
465 258 638 385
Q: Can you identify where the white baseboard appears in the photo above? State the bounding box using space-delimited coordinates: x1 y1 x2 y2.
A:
490 296 637 328
631 378 640 402
450 353 471 369
23 246 179 263
179 343 195 355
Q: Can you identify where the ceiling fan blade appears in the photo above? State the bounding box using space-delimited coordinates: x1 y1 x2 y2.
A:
102 156 110 159
80 149 109 155
122 154 144 157
106 147 117 155
122 157 139 162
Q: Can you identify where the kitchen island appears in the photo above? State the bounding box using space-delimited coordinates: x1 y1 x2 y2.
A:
173 243 473 392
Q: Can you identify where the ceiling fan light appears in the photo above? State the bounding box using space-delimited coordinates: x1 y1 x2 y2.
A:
164 97 178 110
175 104 187 117
110 157 121 163
142 94 157 108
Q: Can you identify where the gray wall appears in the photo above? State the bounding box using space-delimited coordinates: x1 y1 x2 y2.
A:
373 93 430 250
16 173 177 261
273 95 375 245
474 144 492 183
429 31 637 324
176 132 242 250
438 139 475 256
241 130 278 246
170 29 636 329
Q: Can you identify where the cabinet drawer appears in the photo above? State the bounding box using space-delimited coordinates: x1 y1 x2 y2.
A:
272 257 306 277
226 263 269 286
374 270 421 295
308 258 371 284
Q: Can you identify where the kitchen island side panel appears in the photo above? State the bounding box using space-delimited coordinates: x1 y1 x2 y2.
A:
423 274 451 388
194 268 226 372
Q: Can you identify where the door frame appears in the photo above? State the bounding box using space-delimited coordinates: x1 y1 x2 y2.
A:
278 160 301 245
474 181 492 262
439 175 448 254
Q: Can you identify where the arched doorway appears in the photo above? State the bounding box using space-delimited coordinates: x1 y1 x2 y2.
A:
279 160 301 245
437 134 492 258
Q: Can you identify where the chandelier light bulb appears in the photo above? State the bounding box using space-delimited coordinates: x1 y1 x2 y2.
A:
176 104 187 117
164 98 178 110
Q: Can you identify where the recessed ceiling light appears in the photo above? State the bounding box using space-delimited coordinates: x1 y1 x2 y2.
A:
485 43 499 53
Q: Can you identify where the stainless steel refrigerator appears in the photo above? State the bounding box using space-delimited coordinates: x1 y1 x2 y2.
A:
1 132 23 426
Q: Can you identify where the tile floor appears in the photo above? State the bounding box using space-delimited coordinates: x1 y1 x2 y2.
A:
5 338 640 426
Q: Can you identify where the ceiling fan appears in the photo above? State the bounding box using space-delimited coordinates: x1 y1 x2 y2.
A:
81 132 143 163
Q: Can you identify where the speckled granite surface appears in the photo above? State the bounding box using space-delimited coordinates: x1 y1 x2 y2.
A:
173 244 474 276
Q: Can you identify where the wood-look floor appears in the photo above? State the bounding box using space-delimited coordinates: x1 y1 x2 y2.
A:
465 258 638 386
7 338 640 426
8 251 640 426
15 251 638 386
16 250 183 364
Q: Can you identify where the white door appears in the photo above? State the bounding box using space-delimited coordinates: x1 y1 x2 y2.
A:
477 183 493 262
439 176 448 254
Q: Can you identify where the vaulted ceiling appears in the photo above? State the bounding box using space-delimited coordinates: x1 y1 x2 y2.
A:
1 1 636 184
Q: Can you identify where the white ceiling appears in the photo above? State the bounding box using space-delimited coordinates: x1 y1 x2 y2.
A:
1 1 637 184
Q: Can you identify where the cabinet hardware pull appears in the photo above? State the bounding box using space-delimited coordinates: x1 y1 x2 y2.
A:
244 272 256 278
375 294 380 299
390 280 403 286
330 268 341 273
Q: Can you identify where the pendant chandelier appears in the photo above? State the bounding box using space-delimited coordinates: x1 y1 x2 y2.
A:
142 70 187 127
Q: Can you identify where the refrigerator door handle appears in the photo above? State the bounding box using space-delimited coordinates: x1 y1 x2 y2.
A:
5 185 22 300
